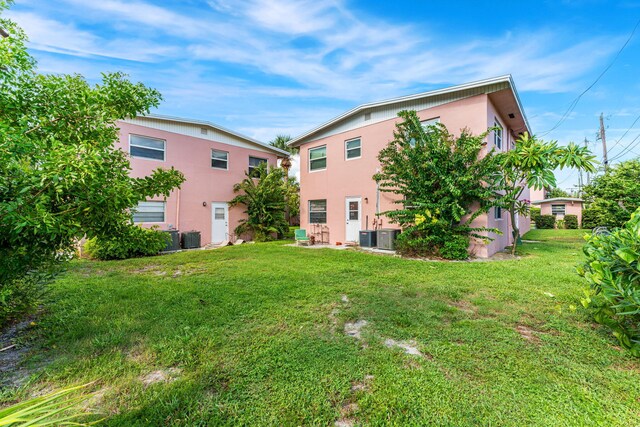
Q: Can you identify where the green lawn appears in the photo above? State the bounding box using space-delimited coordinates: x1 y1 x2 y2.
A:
2 231 639 426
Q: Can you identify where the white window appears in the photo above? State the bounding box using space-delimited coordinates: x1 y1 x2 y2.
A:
133 201 165 223
345 138 361 160
494 121 503 149
309 145 327 171
309 199 327 223
551 204 566 216
495 207 502 220
248 156 267 175
211 150 228 170
129 135 165 161
421 117 440 131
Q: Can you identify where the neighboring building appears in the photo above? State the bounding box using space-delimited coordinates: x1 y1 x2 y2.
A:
116 115 289 246
531 198 584 225
288 75 532 257
529 188 546 203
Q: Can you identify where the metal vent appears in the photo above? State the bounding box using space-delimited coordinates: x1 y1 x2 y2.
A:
364 112 371 121
200 127 208 135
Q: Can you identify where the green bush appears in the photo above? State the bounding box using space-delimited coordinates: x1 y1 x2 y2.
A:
564 214 579 229
581 207 605 229
440 234 471 260
395 230 469 260
530 207 541 222
534 215 555 229
84 226 169 260
577 207 640 357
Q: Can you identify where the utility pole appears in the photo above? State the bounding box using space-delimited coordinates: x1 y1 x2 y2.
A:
599 113 608 171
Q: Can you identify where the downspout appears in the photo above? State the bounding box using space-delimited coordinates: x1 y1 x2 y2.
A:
175 188 181 230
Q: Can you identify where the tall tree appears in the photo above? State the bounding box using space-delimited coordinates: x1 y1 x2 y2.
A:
495 133 597 254
270 134 298 154
0 2 184 323
373 110 502 259
581 158 640 228
546 187 571 198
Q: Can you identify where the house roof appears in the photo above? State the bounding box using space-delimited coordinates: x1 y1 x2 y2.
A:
531 197 584 204
288 75 531 147
136 114 290 157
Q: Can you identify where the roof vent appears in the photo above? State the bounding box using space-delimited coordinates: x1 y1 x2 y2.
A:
200 127 208 135
508 113 515 119
364 112 371 121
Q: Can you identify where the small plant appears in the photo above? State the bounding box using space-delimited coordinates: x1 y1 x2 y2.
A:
534 215 555 229
577 207 640 357
0 383 98 426
84 226 170 260
564 214 579 229
556 219 565 229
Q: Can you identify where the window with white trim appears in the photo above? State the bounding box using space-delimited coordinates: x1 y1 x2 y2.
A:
551 204 566 216
421 117 440 131
494 121 503 149
309 199 327 223
248 156 267 175
345 138 361 160
211 149 228 170
494 207 502 220
133 201 165 223
309 145 327 171
130 135 165 161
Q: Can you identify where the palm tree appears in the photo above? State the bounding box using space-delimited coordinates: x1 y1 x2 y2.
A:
269 134 298 154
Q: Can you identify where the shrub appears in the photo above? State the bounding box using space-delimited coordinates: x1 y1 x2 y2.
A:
84 226 169 260
440 234 470 260
581 207 609 229
564 214 579 229
577 207 640 357
530 207 541 221
534 215 555 229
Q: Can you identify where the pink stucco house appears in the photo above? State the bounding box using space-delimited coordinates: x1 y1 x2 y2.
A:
532 197 584 226
116 115 289 246
289 75 532 257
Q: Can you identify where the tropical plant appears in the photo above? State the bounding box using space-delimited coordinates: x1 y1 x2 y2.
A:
373 110 502 259
577 207 640 357
581 159 640 228
495 133 597 254
0 383 98 426
284 176 300 223
0 2 184 325
269 134 298 154
230 164 289 241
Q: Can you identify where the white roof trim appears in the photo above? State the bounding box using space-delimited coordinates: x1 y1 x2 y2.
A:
288 75 531 147
531 197 584 204
136 113 290 156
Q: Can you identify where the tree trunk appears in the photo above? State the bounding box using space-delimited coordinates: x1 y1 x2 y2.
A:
510 206 519 256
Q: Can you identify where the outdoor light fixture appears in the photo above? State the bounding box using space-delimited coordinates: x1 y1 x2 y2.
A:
202 201 207 207
364 197 369 203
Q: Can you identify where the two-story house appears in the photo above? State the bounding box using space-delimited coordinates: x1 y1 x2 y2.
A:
288 75 532 257
116 114 289 246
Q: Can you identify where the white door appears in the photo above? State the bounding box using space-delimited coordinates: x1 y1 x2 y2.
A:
211 202 229 243
345 197 362 242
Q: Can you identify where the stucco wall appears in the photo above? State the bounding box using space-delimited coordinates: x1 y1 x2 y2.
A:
116 121 279 246
539 200 583 225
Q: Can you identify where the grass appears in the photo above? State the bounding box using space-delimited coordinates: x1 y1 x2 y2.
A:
1 230 639 425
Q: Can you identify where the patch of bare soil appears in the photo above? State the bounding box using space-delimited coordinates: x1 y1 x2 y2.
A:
140 368 181 386
0 315 40 388
344 320 368 340
449 300 477 315
516 325 542 344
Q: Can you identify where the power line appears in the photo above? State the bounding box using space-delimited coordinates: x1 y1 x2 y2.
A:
539 16 640 136
607 113 640 152
609 132 640 162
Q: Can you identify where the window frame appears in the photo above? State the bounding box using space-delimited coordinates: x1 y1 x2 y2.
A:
309 145 327 172
494 120 503 150
133 201 165 223
345 138 361 160
248 156 268 175
129 134 166 162
211 149 229 170
494 206 503 220
309 199 327 224
551 204 566 216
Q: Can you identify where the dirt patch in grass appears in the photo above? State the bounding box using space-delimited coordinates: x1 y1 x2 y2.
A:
384 338 424 357
0 315 41 388
449 300 477 315
344 320 368 340
516 325 542 344
140 368 181 386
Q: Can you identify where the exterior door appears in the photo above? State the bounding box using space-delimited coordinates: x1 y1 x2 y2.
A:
211 202 229 243
345 197 362 242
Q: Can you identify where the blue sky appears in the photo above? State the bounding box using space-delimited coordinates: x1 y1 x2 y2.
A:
5 0 640 189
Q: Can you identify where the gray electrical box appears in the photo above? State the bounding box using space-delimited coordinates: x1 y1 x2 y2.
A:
359 230 377 247
376 229 401 250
